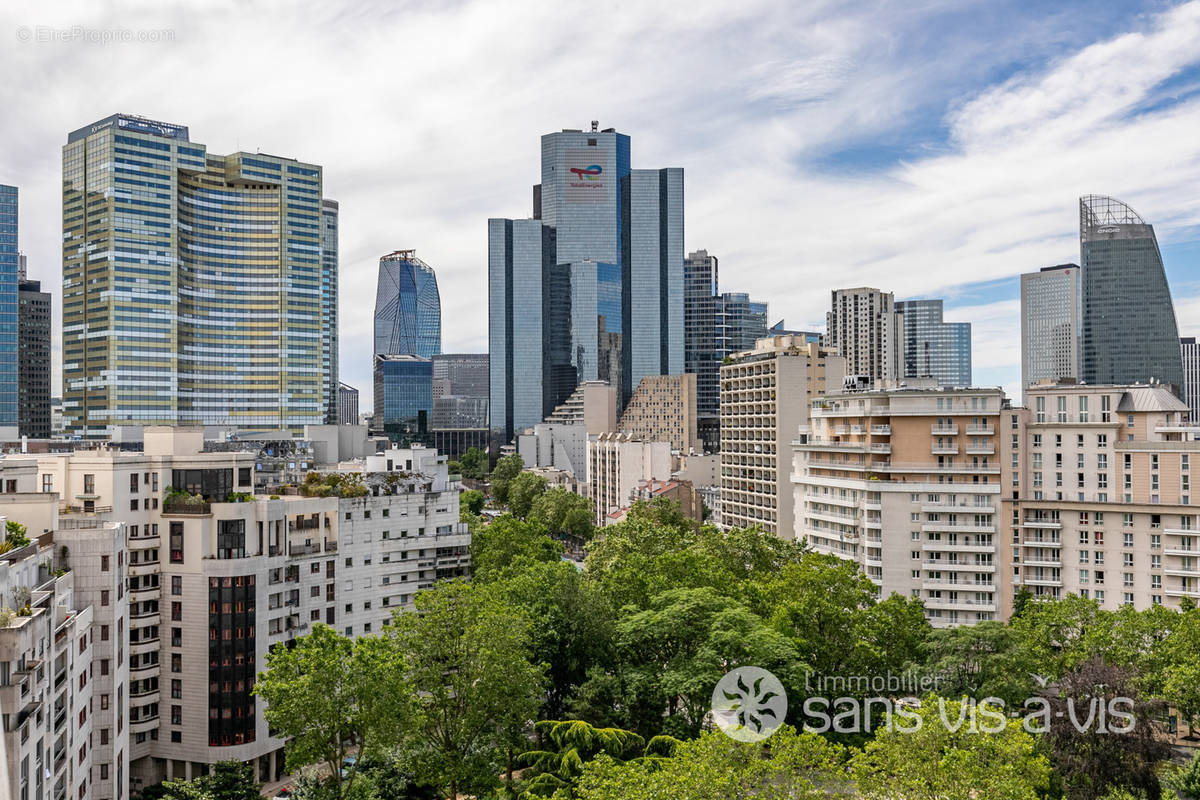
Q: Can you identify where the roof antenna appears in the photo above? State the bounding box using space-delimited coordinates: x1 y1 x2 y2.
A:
591 120 599 132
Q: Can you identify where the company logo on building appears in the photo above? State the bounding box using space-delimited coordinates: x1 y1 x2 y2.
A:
569 164 603 181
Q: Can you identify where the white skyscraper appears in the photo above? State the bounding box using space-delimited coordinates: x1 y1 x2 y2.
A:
1181 337 1200 422
823 288 900 383
1020 264 1080 397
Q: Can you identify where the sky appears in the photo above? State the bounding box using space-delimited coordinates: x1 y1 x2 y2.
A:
4 0 1200 410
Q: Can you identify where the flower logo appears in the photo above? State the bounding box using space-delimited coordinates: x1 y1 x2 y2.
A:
711 666 788 742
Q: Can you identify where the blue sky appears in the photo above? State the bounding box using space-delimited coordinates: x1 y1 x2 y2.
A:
3 0 1200 408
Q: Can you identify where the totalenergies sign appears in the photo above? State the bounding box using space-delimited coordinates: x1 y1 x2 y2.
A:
565 148 608 203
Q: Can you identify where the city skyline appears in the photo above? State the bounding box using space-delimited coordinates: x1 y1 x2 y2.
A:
5 2 1200 408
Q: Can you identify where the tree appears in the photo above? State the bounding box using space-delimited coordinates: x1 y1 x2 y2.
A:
156 761 261 800
459 489 485 518
508 472 548 518
573 726 850 800
921 621 1033 706
390 580 544 799
1165 751 1200 800
253 625 412 800
1164 661 1200 738
529 488 594 540
851 699 1050 800
519 720 645 797
489 454 524 505
469 515 563 582
459 447 487 480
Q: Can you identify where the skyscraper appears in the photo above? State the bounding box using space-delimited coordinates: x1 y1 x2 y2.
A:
338 382 359 425
321 199 340 424
1079 195 1183 390
18 255 51 439
374 354 433 432
1182 338 1200 422
490 123 684 443
1020 264 1080 394
431 353 489 430
684 250 722 447
894 299 971 387
62 114 333 436
373 250 442 359
719 293 769 355
824 288 900 383
0 185 18 429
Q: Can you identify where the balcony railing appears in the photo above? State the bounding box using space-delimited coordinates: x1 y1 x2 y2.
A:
163 498 211 515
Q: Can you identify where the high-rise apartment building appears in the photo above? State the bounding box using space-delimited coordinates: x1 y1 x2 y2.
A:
321 200 339 424
373 250 441 360
894 299 971 387
18 258 52 439
793 385 1006 627
617 374 698 452
1008 382 1200 612
719 336 846 536
0 185 19 429
1079 195 1183 390
1020 264 1080 395
490 123 683 443
588 432 672 525
824 288 900 383
338 382 359 425
62 114 334 437
1182 338 1200 422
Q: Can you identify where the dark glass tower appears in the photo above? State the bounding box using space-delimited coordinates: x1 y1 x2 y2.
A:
373 250 441 359
1079 195 1183 390
18 258 51 439
321 200 339 423
895 299 971 387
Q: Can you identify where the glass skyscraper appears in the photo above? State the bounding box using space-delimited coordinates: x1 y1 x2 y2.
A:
373 250 441 359
321 200 339 423
0 185 17 428
1020 263 1080 396
62 115 336 436
374 354 433 430
1079 195 1183 390
895 299 972 387
490 124 683 443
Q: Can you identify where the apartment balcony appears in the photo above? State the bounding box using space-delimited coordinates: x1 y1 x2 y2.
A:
1165 545 1200 556
931 444 959 455
162 499 211 516
833 425 850 435
921 560 996 572
924 599 996 612
865 557 883 568
1165 566 1200 577
921 523 996 534
966 444 995 455
888 462 1001 474
931 424 959 435
864 518 882 529
922 578 996 591
1020 519 1062 529
966 424 995 435
863 501 882 511
1020 538 1062 548
871 425 891 435
806 493 859 508
922 503 996 514
1165 587 1200 598
1018 576 1063 587
1022 558 1063 568
921 542 994 554
1163 528 1199 538
802 527 859 544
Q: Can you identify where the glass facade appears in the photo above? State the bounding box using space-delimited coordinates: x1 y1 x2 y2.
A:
1080 195 1184 390
373 250 441 359
431 353 488 429
0 185 18 426
18 274 52 438
684 250 721 426
719 293 769 355
1020 264 1080 394
374 354 433 429
321 200 339 423
895 299 972 387
61 115 332 436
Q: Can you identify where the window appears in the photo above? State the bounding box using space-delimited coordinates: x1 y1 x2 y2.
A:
172 654 182 673
101 555 110 572
101 590 109 607
171 575 181 595
41 474 52 493
84 474 95 494
169 522 184 563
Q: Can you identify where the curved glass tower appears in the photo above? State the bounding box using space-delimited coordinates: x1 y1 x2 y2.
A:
373 250 441 358
1079 195 1183 390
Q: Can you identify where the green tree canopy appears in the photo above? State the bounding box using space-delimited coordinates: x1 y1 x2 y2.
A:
489 454 525 505
459 488 485 518
470 515 563 582
529 487 594 540
509 471 549 518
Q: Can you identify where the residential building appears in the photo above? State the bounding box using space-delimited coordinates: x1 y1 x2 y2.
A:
617 374 698 452
1182 338 1200 423
0 185 18 430
9 429 468 794
895 299 971 387
373 250 441 360
321 200 340 424
1079 195 1183 391
490 123 683 442
720 336 846 536
515 382 618 481
374 355 433 435
543 381 617 434
0 523 96 800
337 383 359 426
1009 382 1200 612
793 384 1006 627
1020 264 1080 396
18 261 52 439
62 114 334 437
823 288 900 383
587 432 672 525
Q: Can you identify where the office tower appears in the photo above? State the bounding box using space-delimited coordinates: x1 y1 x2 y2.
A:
17 258 52 438
895 299 972 386
62 114 332 437
1079 195 1184 390
719 292 769 355
491 123 683 443
684 250 721 445
431 353 489 430
0 185 18 428
794 385 1005 625
824 288 900 383
1020 264 1081 393
338 382 360 425
1182 338 1200 422
768 321 821 342
720 336 846 536
1008 382 1200 611
374 354 433 432
617 373 698 452
373 250 441 359
321 200 339 424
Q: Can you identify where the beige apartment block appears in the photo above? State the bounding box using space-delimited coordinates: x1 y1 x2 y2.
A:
588 433 672 525
617 374 699 453
793 384 1006 627
720 336 846 536
1007 382 1200 611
